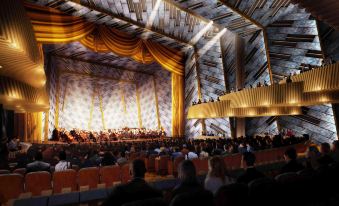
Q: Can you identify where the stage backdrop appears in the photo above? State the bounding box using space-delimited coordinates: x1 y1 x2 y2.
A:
47 56 172 138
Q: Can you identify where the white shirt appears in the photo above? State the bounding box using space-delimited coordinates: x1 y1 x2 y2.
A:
55 161 70 172
187 152 198 160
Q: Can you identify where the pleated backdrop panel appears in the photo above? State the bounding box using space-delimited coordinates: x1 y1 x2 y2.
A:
101 82 125 130
58 76 93 130
121 83 140 128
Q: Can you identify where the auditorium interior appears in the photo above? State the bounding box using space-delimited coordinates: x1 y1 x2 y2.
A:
1 0 339 205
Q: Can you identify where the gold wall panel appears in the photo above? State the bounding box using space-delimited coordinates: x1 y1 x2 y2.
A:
291 63 339 92
0 0 45 88
187 101 302 119
0 76 49 112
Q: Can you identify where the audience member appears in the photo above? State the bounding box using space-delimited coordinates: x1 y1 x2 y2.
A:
237 152 264 184
280 147 304 174
55 150 71 172
102 159 161 206
171 160 203 199
305 145 321 170
117 151 128 166
101 151 116 166
331 140 339 163
318 142 334 167
26 151 51 173
204 157 234 194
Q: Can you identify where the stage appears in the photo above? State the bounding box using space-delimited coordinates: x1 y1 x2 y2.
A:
40 137 172 145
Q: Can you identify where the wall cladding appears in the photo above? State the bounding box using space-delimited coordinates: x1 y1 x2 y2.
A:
266 9 337 143
195 37 231 137
184 49 202 139
246 116 278 136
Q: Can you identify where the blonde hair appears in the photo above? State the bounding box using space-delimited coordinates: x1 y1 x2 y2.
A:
207 156 227 182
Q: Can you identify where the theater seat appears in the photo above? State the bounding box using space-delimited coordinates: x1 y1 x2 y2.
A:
0 170 10 174
100 165 121 187
79 188 107 204
172 156 184 177
155 156 169 176
13 168 26 176
25 171 52 196
121 164 132 183
122 197 167 206
145 154 157 172
53 169 77 194
48 191 79 206
78 167 100 189
0 174 24 204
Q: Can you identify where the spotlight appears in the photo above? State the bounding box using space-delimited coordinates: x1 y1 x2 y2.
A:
146 0 162 29
198 28 227 56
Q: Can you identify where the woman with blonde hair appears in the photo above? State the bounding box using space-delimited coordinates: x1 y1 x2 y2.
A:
204 156 234 194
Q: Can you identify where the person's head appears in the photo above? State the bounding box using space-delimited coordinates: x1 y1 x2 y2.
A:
130 159 146 178
34 151 43 161
306 145 320 158
243 152 256 167
320 142 331 154
178 160 197 183
120 151 126 158
332 140 339 152
59 150 66 161
284 147 297 161
208 156 227 179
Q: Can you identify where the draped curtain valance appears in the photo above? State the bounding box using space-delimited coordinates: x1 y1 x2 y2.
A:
24 3 184 76
24 3 185 137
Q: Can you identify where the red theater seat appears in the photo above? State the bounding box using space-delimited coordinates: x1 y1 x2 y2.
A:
0 174 24 204
145 154 157 172
25 171 52 196
100 165 121 187
121 164 132 183
78 167 100 189
53 169 77 194
155 156 170 176
13 168 26 176
172 156 185 176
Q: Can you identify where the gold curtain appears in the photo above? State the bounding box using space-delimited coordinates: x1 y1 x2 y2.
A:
172 74 184 137
25 2 185 137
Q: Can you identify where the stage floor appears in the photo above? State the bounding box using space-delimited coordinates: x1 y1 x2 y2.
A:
40 137 172 145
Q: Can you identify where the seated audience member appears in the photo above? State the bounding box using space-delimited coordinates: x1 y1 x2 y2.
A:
102 159 161 206
318 142 334 167
237 152 264 184
204 157 234 194
187 151 198 160
170 189 214 206
7 138 19 152
171 160 204 199
26 151 51 173
171 147 183 160
117 151 128 165
280 147 304 174
214 183 248 206
331 140 339 163
55 150 71 172
305 145 321 170
101 151 116 166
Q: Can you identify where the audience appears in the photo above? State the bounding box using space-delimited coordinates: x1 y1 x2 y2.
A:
171 160 204 199
55 150 71 172
101 151 116 166
117 151 128 166
26 151 51 173
102 159 162 206
331 140 339 162
318 142 334 167
280 147 304 173
237 152 264 184
305 145 321 170
204 157 234 194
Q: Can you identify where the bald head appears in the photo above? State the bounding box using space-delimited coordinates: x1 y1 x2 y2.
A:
130 159 146 178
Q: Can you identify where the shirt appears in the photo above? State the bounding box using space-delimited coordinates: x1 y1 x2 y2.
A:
55 160 70 172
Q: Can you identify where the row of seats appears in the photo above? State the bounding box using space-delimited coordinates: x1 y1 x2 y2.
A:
0 165 132 204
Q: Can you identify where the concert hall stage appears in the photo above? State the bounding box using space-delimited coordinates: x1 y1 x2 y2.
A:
41 137 172 145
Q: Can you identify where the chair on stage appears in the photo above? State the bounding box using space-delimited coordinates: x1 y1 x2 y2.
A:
78 167 100 190
100 165 121 187
155 156 170 176
0 174 24 204
25 171 52 196
121 164 132 183
53 169 77 194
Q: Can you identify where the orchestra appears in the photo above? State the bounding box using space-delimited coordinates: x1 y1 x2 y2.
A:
51 127 166 143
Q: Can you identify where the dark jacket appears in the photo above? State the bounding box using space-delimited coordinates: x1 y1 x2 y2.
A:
26 161 51 173
171 180 204 200
237 167 265 184
280 160 304 174
102 178 162 206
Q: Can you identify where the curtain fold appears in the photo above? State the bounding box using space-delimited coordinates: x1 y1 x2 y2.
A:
172 73 185 137
14 112 43 142
25 2 185 137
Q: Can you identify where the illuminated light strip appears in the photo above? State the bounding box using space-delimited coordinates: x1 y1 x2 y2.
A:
189 21 214 45
146 0 162 29
198 28 227 56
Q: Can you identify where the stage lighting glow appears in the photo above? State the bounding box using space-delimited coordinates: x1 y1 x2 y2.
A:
198 28 227 56
189 21 213 45
146 0 162 29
